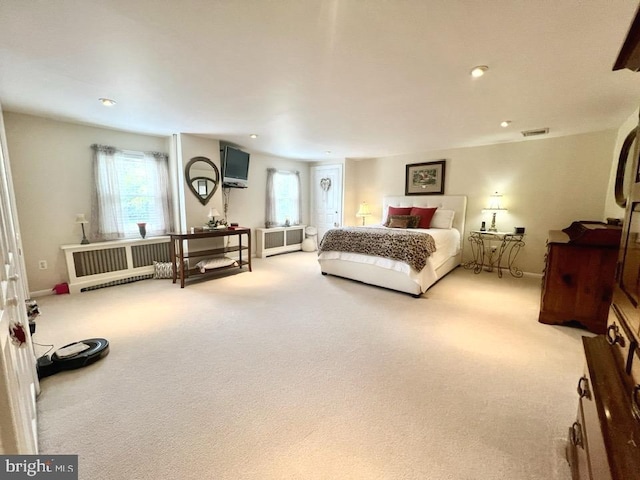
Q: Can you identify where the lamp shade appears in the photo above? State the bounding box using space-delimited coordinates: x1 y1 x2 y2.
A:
483 192 508 212
75 213 88 224
208 208 221 218
356 202 372 218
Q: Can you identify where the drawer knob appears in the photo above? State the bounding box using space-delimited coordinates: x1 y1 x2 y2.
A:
606 324 622 346
577 376 590 399
570 421 583 448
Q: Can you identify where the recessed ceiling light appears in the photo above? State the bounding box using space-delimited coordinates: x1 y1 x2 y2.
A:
249 134 258 139
470 65 488 78
325 150 332 155
500 120 512 128
98 98 116 106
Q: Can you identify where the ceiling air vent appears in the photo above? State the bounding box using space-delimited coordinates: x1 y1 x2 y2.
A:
521 128 549 137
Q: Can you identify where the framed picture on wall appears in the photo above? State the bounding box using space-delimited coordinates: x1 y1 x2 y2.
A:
405 160 446 195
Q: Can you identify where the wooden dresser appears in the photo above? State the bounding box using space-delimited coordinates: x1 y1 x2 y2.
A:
565 11 640 479
538 222 622 334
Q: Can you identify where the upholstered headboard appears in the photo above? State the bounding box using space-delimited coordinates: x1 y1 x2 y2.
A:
382 195 467 236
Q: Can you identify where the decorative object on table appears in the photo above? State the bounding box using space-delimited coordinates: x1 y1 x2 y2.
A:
207 208 228 229
75 213 90 244
480 221 486 231
514 227 525 234
405 160 446 195
356 202 372 226
185 156 220 206
482 192 508 232
137 222 147 239
208 207 221 223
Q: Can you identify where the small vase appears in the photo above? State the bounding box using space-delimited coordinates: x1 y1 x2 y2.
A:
137 222 147 239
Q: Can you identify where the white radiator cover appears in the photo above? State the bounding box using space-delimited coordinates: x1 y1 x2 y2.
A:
256 225 306 258
61 237 171 293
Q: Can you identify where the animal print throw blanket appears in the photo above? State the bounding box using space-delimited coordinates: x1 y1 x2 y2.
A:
318 227 436 271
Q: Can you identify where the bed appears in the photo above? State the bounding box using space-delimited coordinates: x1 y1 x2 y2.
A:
317 195 467 296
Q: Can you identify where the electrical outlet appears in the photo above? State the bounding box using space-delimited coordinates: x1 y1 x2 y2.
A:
38 260 47 270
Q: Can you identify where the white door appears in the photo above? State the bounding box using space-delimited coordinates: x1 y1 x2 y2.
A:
311 164 343 241
0 105 39 454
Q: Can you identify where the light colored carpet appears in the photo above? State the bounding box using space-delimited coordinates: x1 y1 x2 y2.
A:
34 253 586 480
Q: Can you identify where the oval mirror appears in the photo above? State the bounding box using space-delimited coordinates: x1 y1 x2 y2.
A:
185 156 220 206
615 128 638 208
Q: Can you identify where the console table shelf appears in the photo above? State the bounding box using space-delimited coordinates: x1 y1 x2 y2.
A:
170 228 251 288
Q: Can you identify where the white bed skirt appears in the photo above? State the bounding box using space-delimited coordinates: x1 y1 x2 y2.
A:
318 252 461 296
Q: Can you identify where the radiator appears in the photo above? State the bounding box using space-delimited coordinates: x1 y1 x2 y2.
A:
61 237 171 293
256 225 306 258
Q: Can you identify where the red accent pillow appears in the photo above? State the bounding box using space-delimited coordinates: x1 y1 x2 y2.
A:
410 207 438 229
388 206 412 217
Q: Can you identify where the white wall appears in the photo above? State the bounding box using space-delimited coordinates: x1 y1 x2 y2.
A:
178 133 311 242
347 130 618 275
179 134 224 229
3 112 170 294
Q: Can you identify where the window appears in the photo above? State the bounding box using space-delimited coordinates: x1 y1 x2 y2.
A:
265 169 301 228
91 145 173 240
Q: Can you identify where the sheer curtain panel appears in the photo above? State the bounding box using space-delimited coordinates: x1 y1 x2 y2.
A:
91 145 173 240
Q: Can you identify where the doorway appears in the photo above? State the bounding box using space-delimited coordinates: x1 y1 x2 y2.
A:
310 164 343 241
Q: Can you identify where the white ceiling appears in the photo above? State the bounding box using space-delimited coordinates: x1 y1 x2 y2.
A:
1 1 640 161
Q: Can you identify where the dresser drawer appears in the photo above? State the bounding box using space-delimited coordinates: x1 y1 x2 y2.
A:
577 369 612 480
567 403 591 480
606 305 637 375
578 336 640 480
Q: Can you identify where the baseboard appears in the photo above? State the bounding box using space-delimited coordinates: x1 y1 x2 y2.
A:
30 289 54 298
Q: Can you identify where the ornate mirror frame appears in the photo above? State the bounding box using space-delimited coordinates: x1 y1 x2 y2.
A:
185 156 220 206
615 128 638 208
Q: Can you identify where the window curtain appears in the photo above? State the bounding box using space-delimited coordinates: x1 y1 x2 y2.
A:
292 170 302 225
265 168 277 228
91 144 122 241
90 145 173 240
146 151 174 237
265 168 301 228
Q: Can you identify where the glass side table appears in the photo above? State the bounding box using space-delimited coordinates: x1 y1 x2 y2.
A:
463 231 525 278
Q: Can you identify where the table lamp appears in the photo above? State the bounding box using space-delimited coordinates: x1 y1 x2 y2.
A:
482 192 508 232
75 214 90 244
356 202 372 226
208 208 221 222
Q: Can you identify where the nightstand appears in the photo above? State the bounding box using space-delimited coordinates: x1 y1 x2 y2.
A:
464 231 525 278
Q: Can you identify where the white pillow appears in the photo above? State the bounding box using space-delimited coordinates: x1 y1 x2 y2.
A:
195 256 237 273
430 209 455 229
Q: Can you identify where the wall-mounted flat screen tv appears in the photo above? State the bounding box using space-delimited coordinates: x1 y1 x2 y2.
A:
222 146 250 188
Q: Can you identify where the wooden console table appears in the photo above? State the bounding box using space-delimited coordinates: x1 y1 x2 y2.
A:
170 228 251 288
